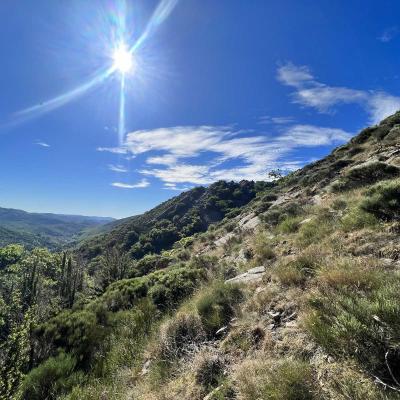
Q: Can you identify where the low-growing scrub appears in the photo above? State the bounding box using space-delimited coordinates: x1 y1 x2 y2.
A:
340 206 378 231
193 350 225 392
277 215 303 234
196 282 244 337
305 259 400 385
252 231 275 264
361 179 400 221
274 247 322 286
297 208 336 247
332 161 399 192
156 312 206 361
18 353 82 400
234 358 316 400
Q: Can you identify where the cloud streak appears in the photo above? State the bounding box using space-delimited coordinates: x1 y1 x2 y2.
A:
277 62 400 123
35 141 50 148
378 26 399 43
108 164 128 173
111 179 150 189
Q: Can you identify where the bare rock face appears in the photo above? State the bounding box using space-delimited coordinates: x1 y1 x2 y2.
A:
225 266 265 284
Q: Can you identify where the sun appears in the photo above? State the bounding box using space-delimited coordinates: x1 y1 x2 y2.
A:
112 44 134 74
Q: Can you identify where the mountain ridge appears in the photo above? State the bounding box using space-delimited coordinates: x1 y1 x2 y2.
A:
0 206 115 249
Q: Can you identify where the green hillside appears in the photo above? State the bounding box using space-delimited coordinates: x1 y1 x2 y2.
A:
0 207 114 249
0 112 400 400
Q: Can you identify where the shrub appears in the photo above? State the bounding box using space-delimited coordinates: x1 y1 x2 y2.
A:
133 254 172 277
196 283 243 336
274 262 306 286
156 312 206 360
340 207 378 232
277 215 303 234
193 350 225 391
35 309 108 369
234 358 316 400
252 232 275 263
274 248 321 286
98 266 204 312
331 161 399 192
0 244 24 269
305 263 400 384
18 353 82 400
297 210 335 247
361 179 400 221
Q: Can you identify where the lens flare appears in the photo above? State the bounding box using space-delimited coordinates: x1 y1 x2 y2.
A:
112 44 134 74
4 0 179 134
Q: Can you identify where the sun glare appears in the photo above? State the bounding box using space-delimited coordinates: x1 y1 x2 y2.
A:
112 44 134 74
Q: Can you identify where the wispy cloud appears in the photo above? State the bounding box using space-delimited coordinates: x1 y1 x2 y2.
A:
163 183 193 191
100 124 351 186
35 141 50 148
378 26 399 43
108 164 128 173
258 115 295 125
277 62 400 123
98 146 127 154
111 179 150 189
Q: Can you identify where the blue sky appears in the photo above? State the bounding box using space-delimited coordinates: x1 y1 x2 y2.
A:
1 0 400 218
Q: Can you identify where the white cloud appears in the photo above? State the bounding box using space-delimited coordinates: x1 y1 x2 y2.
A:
100 124 351 186
35 141 50 148
258 115 295 125
277 62 400 123
108 164 128 173
111 179 150 189
97 146 127 154
378 26 398 43
278 125 351 146
163 183 193 191
277 63 314 87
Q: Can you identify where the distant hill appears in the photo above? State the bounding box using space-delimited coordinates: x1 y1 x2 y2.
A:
78 180 269 260
0 207 114 249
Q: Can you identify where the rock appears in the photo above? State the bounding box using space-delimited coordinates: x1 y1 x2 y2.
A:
268 311 281 321
214 232 235 247
215 326 228 336
225 266 265 284
141 359 151 376
203 385 224 400
282 311 297 322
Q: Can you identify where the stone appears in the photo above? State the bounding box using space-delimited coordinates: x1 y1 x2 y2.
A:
225 266 265 284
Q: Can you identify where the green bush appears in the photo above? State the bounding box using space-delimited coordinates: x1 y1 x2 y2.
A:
132 254 172 277
252 232 275 263
277 215 303 234
0 244 24 269
18 353 82 400
332 161 399 192
35 310 107 369
196 282 243 336
361 179 400 221
97 266 204 312
305 264 400 384
341 207 378 231
297 220 330 247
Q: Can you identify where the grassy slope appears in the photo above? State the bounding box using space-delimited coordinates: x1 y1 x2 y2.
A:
18 112 400 399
